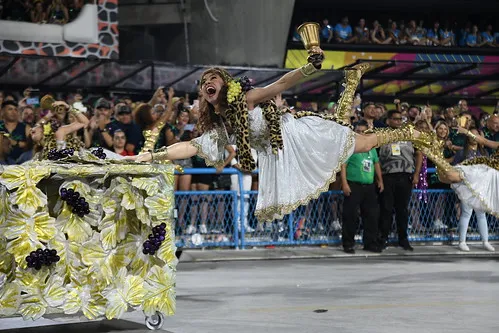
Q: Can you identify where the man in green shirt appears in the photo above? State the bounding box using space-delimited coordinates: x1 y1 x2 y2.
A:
341 120 384 254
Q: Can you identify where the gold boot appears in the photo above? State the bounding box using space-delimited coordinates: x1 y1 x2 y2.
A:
334 63 370 128
373 122 435 149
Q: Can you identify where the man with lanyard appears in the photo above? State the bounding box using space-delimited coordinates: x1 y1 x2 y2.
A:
378 110 422 251
341 120 384 254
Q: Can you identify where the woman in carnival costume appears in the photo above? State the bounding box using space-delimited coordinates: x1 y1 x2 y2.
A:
130 50 432 222
23 100 89 161
417 126 499 219
451 127 494 252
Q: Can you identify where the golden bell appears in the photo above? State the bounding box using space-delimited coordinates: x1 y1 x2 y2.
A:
40 95 56 111
297 22 321 50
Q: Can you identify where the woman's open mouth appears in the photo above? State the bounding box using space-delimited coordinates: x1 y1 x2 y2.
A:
206 85 216 97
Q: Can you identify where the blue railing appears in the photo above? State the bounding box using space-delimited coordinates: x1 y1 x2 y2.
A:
173 168 498 249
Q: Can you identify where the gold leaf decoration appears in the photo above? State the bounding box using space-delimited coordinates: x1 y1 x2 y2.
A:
0 186 8 226
156 230 178 268
80 234 132 284
102 267 146 319
48 232 83 284
6 234 43 268
10 185 47 216
0 280 20 316
16 269 66 320
0 159 176 321
0 165 50 215
0 238 15 279
144 193 173 221
56 205 93 243
63 282 106 319
99 207 128 250
132 177 160 196
142 265 176 317
121 232 163 279
2 211 56 268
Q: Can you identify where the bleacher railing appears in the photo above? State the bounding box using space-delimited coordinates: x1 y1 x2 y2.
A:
173 168 499 249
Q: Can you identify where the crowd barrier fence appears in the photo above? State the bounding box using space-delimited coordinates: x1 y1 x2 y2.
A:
173 168 498 249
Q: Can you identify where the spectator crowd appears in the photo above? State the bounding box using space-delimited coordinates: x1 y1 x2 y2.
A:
292 16 499 48
0 86 498 250
0 87 252 241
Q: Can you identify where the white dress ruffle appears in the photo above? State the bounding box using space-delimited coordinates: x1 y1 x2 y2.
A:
451 164 499 217
191 107 356 222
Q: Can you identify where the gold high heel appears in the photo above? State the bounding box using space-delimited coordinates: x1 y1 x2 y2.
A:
334 63 370 128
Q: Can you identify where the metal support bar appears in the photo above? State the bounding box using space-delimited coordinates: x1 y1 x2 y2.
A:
253 72 286 87
36 60 83 86
297 71 345 95
363 61 396 76
233 69 248 77
365 73 499 82
162 67 200 88
475 86 499 99
0 56 19 80
434 81 481 98
362 62 431 92
395 64 478 96
367 62 431 79
61 61 103 86
351 92 498 106
108 62 152 89
361 79 393 92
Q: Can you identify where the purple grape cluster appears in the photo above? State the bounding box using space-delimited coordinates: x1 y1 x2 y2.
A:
92 147 106 159
47 148 75 160
142 223 167 255
238 76 253 92
25 248 60 270
60 188 90 217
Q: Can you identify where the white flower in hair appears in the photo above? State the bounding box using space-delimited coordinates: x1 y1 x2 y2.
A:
72 102 87 113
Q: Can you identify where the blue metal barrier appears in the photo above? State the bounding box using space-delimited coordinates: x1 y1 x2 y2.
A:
173 168 499 249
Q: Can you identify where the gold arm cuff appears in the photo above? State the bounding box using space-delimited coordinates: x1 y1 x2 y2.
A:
300 63 318 77
152 149 169 162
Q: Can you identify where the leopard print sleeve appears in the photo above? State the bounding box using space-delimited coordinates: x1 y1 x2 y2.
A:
261 100 284 155
226 93 257 172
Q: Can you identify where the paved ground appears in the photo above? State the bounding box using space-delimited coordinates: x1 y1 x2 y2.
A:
2 247 499 333
179 242 499 262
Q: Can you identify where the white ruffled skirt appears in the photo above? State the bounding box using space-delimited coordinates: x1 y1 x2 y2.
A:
255 113 355 222
451 164 499 217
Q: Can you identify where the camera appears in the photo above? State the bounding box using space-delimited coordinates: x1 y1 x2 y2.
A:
26 89 40 106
